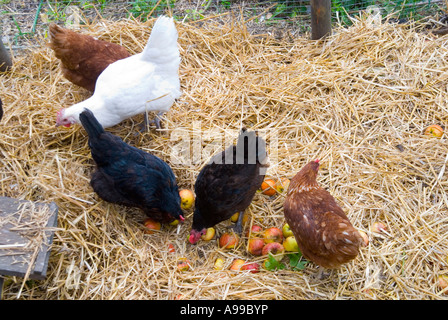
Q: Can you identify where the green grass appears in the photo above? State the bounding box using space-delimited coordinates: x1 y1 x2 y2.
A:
129 0 175 22
4 0 444 42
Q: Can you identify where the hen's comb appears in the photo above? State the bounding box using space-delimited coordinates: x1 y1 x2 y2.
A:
314 159 320 163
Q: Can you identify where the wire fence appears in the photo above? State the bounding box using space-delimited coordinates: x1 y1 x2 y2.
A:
1 0 447 47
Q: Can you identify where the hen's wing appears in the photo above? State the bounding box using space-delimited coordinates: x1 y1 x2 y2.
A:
90 170 137 207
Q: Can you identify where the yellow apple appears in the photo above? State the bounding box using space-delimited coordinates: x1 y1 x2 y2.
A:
201 227 216 241
283 236 299 252
214 258 225 270
179 189 195 210
230 212 239 222
282 223 294 238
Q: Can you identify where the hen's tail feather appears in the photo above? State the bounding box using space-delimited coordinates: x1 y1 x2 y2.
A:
48 24 68 46
141 16 179 64
79 109 105 138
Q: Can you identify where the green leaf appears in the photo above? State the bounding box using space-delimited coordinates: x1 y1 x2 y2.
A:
264 253 285 271
288 253 307 271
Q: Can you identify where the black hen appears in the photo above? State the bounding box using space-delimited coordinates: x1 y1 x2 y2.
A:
79 108 184 224
189 128 268 244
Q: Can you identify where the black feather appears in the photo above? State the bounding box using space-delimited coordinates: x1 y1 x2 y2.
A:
0 97 3 121
192 129 268 233
80 108 183 223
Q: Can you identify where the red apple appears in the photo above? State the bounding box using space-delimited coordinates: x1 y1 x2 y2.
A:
168 243 175 253
143 218 161 234
247 238 265 256
263 227 283 244
262 242 285 261
241 262 260 273
218 232 239 249
246 224 262 237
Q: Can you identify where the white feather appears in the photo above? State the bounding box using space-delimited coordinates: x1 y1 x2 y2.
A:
60 16 181 128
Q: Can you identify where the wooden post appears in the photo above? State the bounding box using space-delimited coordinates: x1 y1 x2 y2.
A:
311 0 331 40
0 41 12 72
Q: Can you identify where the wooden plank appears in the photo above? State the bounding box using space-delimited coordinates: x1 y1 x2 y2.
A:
0 197 58 280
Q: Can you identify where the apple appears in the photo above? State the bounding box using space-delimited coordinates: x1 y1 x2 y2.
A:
372 222 387 233
424 124 444 138
282 223 294 238
218 232 239 249
275 178 290 193
261 179 277 196
263 227 283 244
229 259 245 271
247 238 265 256
214 258 225 271
179 189 195 210
177 257 191 272
241 262 260 273
283 236 299 252
168 243 175 253
169 219 180 226
262 242 285 261
358 230 369 247
246 225 262 237
438 275 448 292
201 227 216 241
143 218 161 234
230 212 239 222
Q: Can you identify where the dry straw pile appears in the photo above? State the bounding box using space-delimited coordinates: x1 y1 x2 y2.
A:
1 12 448 300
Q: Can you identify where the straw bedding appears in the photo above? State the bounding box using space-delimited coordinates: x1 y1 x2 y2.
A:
1 13 448 300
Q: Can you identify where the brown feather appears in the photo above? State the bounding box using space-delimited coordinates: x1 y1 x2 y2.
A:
283 160 363 269
48 24 130 91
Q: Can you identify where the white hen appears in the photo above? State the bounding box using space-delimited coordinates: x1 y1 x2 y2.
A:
55 16 181 129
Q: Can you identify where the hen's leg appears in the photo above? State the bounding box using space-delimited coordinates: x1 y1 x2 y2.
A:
141 112 164 131
230 211 245 235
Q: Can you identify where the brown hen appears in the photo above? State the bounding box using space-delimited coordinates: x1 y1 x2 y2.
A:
283 159 363 269
49 24 130 92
